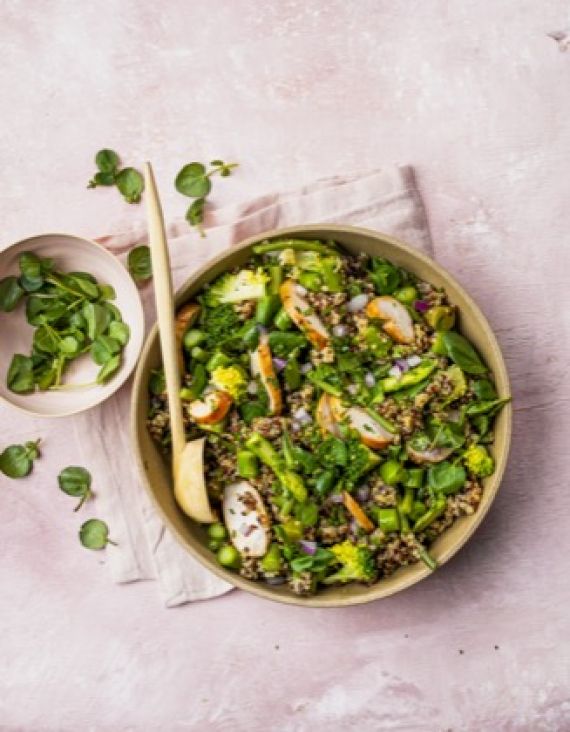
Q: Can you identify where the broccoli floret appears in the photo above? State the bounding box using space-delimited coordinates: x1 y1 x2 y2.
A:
203 268 268 306
322 540 377 585
463 444 494 477
210 365 247 400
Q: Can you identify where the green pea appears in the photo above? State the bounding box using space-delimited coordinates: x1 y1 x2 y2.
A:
208 538 223 552
217 544 241 569
380 459 407 486
208 522 228 540
191 346 209 362
394 286 418 305
183 329 206 350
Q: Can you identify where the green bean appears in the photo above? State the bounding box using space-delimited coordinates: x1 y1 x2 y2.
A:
208 522 228 540
245 432 307 502
217 544 241 569
183 329 206 350
308 374 342 397
255 294 281 326
260 543 282 574
269 264 283 295
274 308 293 331
299 271 322 292
380 460 407 486
237 449 259 478
399 485 414 516
412 495 447 532
371 507 400 534
404 468 425 490
238 321 260 350
381 360 437 393
253 239 339 255
410 501 427 522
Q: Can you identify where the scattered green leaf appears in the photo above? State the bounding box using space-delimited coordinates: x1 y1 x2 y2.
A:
0 439 41 479
58 465 93 511
79 518 116 550
128 245 152 282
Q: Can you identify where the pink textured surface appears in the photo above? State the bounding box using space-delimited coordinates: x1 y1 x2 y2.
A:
1 1 570 730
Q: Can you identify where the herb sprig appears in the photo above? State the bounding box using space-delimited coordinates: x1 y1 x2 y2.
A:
88 149 144 204
175 160 238 235
0 439 41 478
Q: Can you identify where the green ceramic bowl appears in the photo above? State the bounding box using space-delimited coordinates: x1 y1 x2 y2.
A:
131 224 512 607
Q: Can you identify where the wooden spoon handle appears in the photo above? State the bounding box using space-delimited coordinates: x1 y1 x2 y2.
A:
143 162 186 462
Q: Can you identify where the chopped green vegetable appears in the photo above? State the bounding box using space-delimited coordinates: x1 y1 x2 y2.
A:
441 332 487 375
322 541 377 584
463 444 494 477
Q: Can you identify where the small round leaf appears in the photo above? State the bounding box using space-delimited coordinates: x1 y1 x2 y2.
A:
79 519 112 550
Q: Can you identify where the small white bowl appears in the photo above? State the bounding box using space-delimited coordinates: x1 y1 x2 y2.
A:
0 233 144 417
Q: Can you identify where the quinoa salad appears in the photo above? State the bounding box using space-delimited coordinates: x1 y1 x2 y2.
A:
147 238 509 596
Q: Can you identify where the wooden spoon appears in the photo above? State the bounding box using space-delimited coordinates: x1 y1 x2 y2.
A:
143 162 216 523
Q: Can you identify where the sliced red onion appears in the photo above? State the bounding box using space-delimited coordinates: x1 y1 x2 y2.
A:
272 357 287 372
296 283 308 296
293 407 312 424
332 324 348 338
407 355 422 368
300 362 313 374
395 358 410 373
414 299 429 313
298 539 317 555
356 485 370 502
265 576 286 585
347 383 359 396
388 364 403 378
247 381 258 395
347 293 369 312
330 493 344 504
364 372 376 388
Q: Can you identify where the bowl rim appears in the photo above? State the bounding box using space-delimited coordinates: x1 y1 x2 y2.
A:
0 231 145 418
131 223 512 607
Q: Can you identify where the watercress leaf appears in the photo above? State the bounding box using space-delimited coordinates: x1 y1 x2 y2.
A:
0 444 34 478
79 518 113 550
369 258 401 295
472 379 497 400
104 302 123 321
35 363 58 390
98 284 116 300
108 321 130 346
294 501 319 528
290 555 314 572
465 397 510 416
69 271 97 284
7 354 35 393
91 335 121 365
96 353 121 384
149 369 166 396
59 335 80 356
18 252 44 292
428 462 466 495
33 325 60 354
69 275 99 300
316 437 348 468
0 276 25 312
186 197 205 226
175 163 211 197
83 302 111 341
88 171 116 188
442 332 487 375
69 311 87 330
58 465 92 496
127 245 152 282
95 149 120 173
24 440 41 461
115 167 144 204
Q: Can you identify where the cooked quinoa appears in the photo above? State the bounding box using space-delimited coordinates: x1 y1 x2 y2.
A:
147 238 509 595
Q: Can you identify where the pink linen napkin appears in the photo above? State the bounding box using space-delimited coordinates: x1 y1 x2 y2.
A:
6 167 434 607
